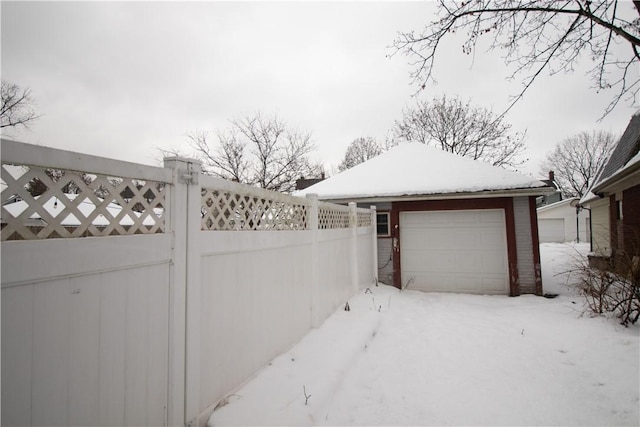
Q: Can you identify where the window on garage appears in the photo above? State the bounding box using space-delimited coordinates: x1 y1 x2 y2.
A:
376 212 390 236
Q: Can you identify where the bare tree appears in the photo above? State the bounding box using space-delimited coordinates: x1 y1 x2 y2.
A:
338 137 382 171
186 113 320 193
1 80 40 129
187 129 250 184
392 95 527 168
540 130 617 197
392 1 640 117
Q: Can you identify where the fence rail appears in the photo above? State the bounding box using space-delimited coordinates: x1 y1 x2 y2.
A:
1 139 376 427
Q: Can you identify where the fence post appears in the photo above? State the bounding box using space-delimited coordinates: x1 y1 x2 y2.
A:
163 157 202 427
349 202 359 292
307 194 321 328
370 205 378 285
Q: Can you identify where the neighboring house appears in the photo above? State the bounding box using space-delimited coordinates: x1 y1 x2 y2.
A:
295 173 326 190
297 142 554 296
536 170 562 207
537 197 590 243
580 109 640 266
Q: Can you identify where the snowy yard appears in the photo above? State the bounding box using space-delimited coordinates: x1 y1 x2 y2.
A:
209 243 639 426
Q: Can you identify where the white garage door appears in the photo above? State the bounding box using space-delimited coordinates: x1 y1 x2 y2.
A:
538 218 565 243
400 210 509 294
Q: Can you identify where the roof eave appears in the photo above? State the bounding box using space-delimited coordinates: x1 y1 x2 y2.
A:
591 161 640 195
317 186 556 204
536 197 579 212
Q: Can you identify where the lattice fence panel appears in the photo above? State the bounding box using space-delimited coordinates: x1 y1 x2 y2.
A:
357 210 372 227
201 188 308 231
318 205 351 229
1 163 166 241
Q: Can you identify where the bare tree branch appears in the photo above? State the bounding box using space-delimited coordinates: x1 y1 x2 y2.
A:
1 80 41 129
183 113 320 193
392 95 527 169
392 0 640 118
338 137 382 171
540 130 618 197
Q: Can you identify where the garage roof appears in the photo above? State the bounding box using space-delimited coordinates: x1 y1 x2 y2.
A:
297 142 551 201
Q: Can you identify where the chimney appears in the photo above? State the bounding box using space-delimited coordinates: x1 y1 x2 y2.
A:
548 170 555 182
321 172 325 179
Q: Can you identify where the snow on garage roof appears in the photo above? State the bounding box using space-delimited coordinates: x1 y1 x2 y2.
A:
297 142 551 201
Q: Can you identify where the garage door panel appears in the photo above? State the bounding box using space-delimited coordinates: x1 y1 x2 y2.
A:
480 210 504 224
435 229 458 249
400 210 508 295
426 211 454 225
481 228 505 245
404 252 454 272
453 229 477 248
453 252 482 273
401 230 430 250
405 272 508 294
538 218 564 243
483 277 509 293
481 252 507 272
402 213 431 227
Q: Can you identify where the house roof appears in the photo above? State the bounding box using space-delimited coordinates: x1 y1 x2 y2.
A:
594 109 640 188
581 109 640 204
296 142 551 201
536 197 579 213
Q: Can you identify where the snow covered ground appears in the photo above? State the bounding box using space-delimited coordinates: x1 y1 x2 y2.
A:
209 243 639 426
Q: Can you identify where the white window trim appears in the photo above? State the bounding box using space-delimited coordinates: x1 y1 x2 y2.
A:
376 212 390 237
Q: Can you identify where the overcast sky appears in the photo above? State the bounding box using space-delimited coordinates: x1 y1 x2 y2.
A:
2 1 638 178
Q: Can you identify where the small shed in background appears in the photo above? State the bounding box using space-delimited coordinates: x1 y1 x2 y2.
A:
537 197 590 243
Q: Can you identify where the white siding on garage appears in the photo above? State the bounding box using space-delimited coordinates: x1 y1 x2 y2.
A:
399 210 508 294
513 197 537 294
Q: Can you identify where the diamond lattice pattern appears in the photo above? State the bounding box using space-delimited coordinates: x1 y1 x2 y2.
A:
1 164 166 240
357 211 372 227
318 205 351 229
201 188 308 231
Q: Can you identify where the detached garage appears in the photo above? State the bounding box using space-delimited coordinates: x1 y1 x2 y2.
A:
538 218 565 243
298 143 555 296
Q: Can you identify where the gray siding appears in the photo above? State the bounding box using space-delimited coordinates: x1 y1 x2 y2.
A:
357 202 392 211
355 202 394 284
377 238 394 285
513 197 537 294
374 202 392 211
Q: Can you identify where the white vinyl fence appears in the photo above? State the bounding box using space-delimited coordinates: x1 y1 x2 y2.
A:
1 139 376 427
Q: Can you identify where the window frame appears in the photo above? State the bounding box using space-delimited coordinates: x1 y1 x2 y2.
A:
376 212 390 237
